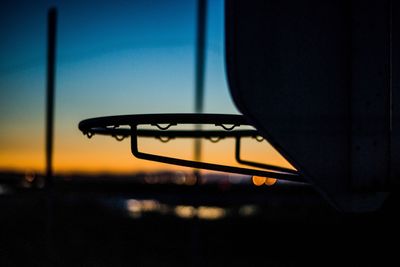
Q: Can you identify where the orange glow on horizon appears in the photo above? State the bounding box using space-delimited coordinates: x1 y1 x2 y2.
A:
0 128 295 176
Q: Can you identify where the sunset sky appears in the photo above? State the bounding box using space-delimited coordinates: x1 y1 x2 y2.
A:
0 0 292 175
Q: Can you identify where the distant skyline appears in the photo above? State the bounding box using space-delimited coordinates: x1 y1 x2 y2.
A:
0 0 292 174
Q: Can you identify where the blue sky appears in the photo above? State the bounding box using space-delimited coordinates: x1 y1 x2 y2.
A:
0 0 242 173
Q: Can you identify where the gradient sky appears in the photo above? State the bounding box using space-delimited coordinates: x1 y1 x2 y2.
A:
0 0 292 174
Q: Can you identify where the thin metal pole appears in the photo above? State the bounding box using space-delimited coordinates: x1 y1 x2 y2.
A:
194 0 207 114
194 0 207 163
46 7 57 186
192 1 207 267
45 7 57 264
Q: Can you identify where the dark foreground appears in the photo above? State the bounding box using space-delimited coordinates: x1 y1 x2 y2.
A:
0 180 399 266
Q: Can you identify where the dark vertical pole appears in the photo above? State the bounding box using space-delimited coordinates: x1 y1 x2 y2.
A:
45 7 57 264
194 0 207 163
192 1 207 267
46 7 57 186
195 0 207 114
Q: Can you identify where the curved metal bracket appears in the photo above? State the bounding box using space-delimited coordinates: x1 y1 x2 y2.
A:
78 113 303 182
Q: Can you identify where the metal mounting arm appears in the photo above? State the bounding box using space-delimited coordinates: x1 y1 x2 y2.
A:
79 113 303 182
